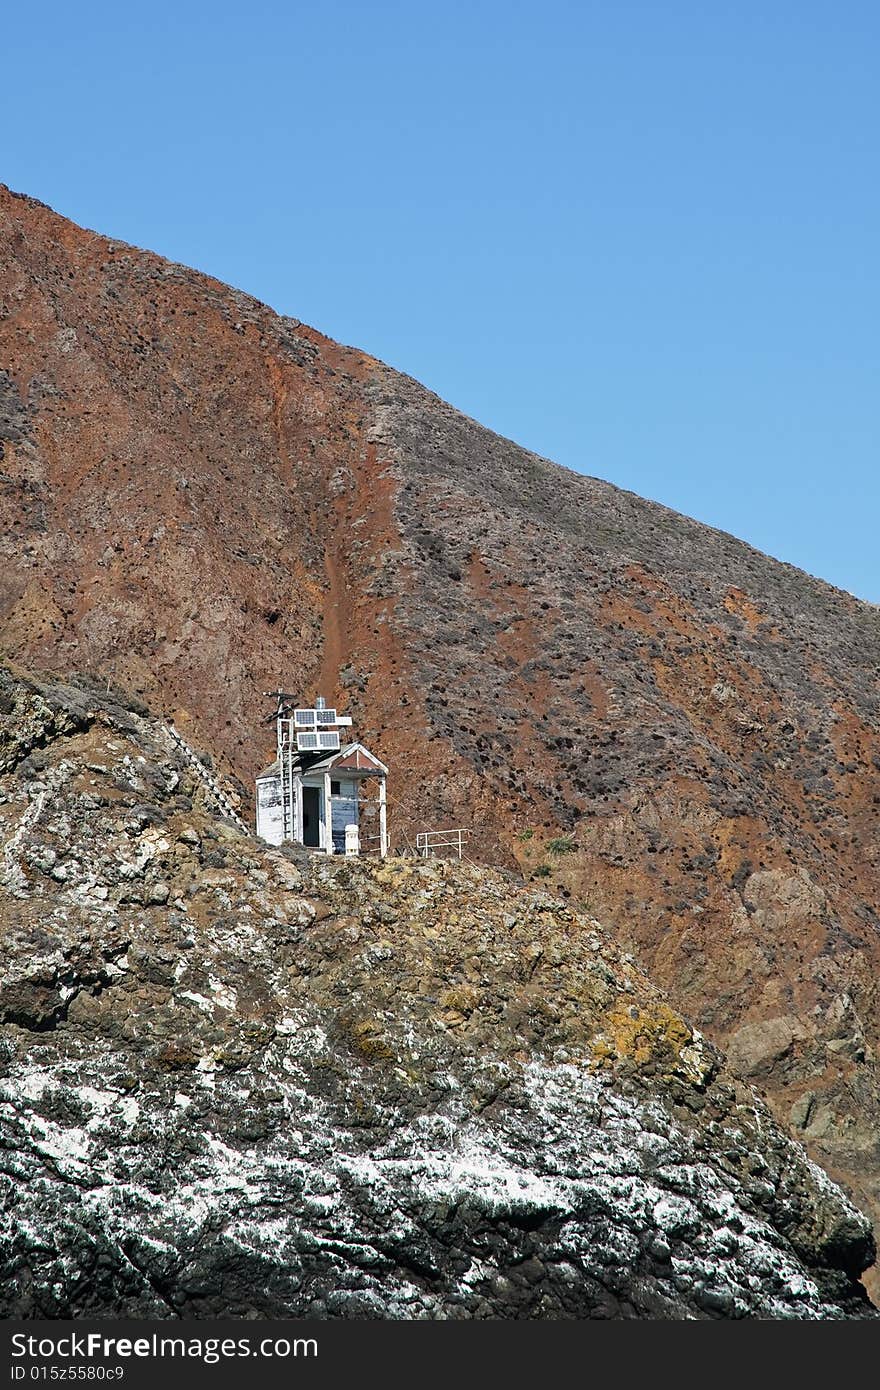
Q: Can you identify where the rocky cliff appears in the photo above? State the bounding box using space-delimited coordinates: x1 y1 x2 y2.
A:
0 668 874 1318
2 184 880 1295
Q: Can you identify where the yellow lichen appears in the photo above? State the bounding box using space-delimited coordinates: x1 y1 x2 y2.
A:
439 984 480 1015
600 1002 694 1070
348 1019 394 1061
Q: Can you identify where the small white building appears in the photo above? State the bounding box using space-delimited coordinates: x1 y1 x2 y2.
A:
255 695 388 856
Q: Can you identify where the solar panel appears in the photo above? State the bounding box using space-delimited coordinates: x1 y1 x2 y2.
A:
296 731 319 750
295 707 338 727
318 731 340 750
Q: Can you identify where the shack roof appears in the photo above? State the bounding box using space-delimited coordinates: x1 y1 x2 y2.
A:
256 742 387 781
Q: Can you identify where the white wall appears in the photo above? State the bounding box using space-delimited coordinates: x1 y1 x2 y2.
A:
256 775 284 845
256 772 363 853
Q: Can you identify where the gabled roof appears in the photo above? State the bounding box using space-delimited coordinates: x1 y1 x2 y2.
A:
255 742 388 781
329 742 388 774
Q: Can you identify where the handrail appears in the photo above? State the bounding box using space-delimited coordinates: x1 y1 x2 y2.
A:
416 828 470 860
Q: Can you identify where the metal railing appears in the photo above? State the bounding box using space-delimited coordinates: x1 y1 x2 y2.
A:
416 828 470 860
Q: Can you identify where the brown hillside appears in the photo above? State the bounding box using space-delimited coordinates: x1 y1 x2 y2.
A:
2 183 880 1292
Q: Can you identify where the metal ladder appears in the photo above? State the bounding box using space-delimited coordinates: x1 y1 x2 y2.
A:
164 724 250 836
278 720 295 841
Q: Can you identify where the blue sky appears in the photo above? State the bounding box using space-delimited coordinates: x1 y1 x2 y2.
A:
3 2 878 600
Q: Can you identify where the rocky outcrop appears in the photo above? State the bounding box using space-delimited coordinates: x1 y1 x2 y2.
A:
0 668 874 1318
2 184 880 1292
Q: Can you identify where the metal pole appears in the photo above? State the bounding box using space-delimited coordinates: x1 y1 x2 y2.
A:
324 770 333 854
379 777 388 859
293 772 303 843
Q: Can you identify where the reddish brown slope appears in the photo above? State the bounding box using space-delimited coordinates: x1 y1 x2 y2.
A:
2 184 880 1290
0 184 435 806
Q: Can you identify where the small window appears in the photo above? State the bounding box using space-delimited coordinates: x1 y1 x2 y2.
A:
331 780 341 796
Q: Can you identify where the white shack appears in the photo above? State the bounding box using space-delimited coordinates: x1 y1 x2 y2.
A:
255 694 388 857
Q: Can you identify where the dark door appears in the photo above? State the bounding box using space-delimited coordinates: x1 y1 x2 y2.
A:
302 786 321 848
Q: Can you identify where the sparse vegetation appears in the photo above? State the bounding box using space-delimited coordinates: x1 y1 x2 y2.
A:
547 836 575 854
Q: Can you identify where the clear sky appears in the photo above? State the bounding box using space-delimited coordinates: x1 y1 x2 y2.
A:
2 2 878 600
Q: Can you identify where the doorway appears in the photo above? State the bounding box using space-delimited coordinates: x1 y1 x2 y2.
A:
302 785 321 848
